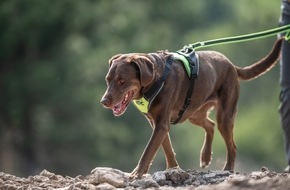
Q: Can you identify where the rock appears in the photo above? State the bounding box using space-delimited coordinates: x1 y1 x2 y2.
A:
165 180 173 186
89 167 127 188
55 181 91 190
74 175 85 182
130 176 159 189
152 171 166 186
34 175 50 183
204 172 216 178
40 170 55 178
55 186 70 190
227 175 249 186
165 167 190 186
152 167 191 187
151 168 232 187
183 170 232 186
96 182 116 190
260 166 270 172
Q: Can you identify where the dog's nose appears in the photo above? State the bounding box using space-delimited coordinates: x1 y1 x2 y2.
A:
100 97 111 107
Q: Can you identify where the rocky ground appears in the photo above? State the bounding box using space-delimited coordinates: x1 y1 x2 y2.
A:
0 167 290 190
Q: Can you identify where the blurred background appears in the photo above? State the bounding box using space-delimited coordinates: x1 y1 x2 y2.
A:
0 0 286 177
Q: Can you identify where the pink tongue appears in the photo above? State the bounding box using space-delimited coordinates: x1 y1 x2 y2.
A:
112 92 132 116
113 103 125 116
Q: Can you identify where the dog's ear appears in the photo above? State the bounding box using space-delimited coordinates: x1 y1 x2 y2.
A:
108 54 122 67
129 55 155 87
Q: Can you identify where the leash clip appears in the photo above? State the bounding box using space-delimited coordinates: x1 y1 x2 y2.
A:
178 46 195 55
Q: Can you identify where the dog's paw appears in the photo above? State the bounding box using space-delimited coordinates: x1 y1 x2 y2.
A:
200 151 213 168
200 161 210 168
129 172 140 180
129 166 145 180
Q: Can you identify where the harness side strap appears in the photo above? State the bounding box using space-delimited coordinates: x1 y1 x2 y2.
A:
171 52 199 124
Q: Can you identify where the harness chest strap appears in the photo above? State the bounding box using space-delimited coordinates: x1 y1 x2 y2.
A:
132 56 174 113
133 51 199 124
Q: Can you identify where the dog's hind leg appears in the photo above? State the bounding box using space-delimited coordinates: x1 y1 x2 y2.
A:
216 82 239 171
189 101 216 168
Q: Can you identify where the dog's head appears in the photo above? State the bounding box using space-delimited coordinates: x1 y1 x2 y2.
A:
101 53 155 116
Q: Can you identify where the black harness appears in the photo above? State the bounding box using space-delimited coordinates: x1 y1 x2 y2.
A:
133 50 199 124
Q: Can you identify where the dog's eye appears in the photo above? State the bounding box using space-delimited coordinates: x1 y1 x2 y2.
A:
117 79 125 86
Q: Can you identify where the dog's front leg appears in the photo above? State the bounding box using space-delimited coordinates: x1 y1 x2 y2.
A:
148 119 179 169
130 124 169 179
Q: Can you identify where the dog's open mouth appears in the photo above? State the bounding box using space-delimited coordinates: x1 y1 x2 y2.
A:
112 90 134 116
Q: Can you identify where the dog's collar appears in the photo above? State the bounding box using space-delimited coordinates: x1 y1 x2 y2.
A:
132 51 199 116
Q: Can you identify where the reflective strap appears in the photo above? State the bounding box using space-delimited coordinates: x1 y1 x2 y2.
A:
133 97 149 113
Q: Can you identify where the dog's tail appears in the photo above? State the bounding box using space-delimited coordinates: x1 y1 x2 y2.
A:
236 38 283 81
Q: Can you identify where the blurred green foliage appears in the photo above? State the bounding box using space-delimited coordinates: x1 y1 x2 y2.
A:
0 0 285 176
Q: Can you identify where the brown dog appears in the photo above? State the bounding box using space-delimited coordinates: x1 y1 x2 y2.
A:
101 38 283 179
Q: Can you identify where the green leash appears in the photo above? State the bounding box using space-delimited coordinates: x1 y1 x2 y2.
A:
179 24 290 52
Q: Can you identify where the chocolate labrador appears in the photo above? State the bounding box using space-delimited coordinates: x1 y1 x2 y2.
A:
101 38 283 179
